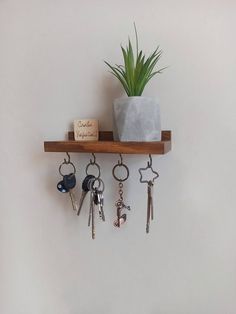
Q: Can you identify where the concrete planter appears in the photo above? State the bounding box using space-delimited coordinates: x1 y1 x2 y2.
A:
113 96 161 141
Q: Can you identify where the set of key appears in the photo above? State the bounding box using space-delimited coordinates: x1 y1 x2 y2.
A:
88 178 105 239
56 153 160 236
75 170 106 239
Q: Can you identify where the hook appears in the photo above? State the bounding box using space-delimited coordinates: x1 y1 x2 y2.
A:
118 153 123 165
147 154 152 168
90 153 96 165
64 152 71 164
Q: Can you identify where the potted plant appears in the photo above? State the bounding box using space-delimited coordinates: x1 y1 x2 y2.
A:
105 25 166 141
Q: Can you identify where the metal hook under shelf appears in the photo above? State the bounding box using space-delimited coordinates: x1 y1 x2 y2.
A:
90 153 96 165
118 153 123 165
147 154 152 168
64 152 71 164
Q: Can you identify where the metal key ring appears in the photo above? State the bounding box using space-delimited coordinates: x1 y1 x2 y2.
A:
86 162 101 179
89 177 104 192
59 161 76 176
112 163 129 182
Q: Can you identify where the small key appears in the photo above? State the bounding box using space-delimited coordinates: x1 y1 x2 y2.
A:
146 181 154 233
93 189 102 218
63 173 78 211
93 180 105 222
97 189 105 221
89 190 95 239
91 198 95 239
88 188 94 227
77 175 95 216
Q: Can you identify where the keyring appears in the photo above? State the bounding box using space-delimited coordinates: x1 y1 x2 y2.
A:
89 177 104 192
86 162 101 179
112 163 129 182
59 161 76 176
89 178 105 192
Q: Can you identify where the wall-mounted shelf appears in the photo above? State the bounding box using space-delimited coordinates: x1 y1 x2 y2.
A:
44 130 171 154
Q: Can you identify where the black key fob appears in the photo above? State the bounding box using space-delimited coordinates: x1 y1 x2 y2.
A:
63 173 76 190
57 180 68 193
82 175 95 192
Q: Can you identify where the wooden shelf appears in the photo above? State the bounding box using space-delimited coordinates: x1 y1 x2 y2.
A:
44 130 171 155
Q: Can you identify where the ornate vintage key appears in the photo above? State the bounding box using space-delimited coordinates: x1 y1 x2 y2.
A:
138 154 159 233
57 153 78 211
77 174 95 216
112 154 130 228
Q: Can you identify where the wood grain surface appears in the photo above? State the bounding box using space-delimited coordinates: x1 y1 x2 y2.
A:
44 131 171 154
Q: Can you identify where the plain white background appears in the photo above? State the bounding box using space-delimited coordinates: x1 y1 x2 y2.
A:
1 1 236 313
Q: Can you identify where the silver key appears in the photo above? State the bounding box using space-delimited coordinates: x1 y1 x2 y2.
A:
146 181 154 233
69 190 78 212
88 189 94 227
97 190 105 221
88 189 95 239
91 197 95 239
77 190 88 215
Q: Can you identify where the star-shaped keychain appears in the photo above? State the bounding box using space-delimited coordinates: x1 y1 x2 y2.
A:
138 155 159 233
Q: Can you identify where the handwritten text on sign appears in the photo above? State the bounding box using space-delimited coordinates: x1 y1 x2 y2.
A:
74 119 98 141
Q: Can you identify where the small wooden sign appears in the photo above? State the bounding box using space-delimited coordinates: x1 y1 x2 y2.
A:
73 119 99 141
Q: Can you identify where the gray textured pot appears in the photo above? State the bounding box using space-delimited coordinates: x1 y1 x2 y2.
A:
113 96 161 141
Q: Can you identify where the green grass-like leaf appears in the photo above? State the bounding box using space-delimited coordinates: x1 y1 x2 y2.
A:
104 24 166 96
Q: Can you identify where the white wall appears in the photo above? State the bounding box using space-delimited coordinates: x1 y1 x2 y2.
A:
1 1 236 313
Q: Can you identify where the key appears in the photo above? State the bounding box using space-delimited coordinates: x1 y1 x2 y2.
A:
88 188 94 227
94 188 105 221
77 175 95 216
93 188 100 216
146 181 154 233
97 190 105 221
91 196 95 239
150 183 154 221
63 173 78 211
88 189 95 239
92 178 105 222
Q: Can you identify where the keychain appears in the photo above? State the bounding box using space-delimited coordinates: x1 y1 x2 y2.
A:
138 154 159 233
112 154 130 227
57 152 79 211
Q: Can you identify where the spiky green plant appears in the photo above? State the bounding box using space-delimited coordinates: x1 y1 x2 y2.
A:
104 25 166 97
